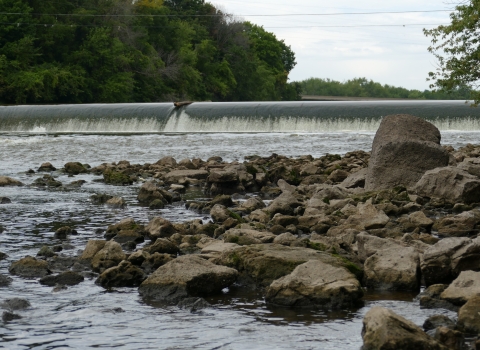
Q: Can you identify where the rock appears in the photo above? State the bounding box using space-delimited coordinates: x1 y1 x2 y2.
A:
217 244 362 287
0 176 23 187
420 237 480 286
64 162 87 175
178 159 196 169
278 179 297 193
140 253 174 274
9 256 50 278
137 181 167 204
273 232 297 246
267 192 302 216
0 197 11 204
149 199 165 209
0 298 30 310
418 284 458 311
91 241 126 273
95 260 146 288
156 156 177 167
365 114 449 191
223 229 276 245
457 295 480 334
112 230 144 244
415 167 480 204
105 218 145 241
37 245 56 258
39 271 84 286
364 246 420 291
106 197 126 208
2 311 21 322
361 306 448 350
265 260 363 308
200 242 240 258
103 169 132 185
423 315 456 331
432 210 480 237
138 255 238 303
90 193 114 204
0 275 12 287
210 204 231 223
357 232 405 262
248 209 270 224
80 240 106 261
237 197 265 213
145 238 179 255
327 169 349 183
440 270 480 306
408 211 434 231
341 168 367 188
54 226 76 239
344 199 390 230
37 162 56 172
270 214 298 227
163 169 209 183
433 327 464 350
177 297 211 312
145 217 176 240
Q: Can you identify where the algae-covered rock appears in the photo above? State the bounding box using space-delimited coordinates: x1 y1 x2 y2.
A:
9 256 51 278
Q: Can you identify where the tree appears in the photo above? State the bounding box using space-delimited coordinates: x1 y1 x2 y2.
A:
424 1 479 104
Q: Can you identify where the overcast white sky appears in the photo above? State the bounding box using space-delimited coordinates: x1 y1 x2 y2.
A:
212 0 456 90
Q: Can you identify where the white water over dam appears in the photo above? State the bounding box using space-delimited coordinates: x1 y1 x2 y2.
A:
1 101 480 133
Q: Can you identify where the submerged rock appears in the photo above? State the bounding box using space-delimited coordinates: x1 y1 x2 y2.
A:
177 297 211 312
39 271 84 287
1 298 30 311
361 306 447 350
138 255 238 303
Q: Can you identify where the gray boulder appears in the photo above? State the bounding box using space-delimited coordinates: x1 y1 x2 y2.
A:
365 114 449 191
414 167 480 204
265 260 363 308
138 255 238 303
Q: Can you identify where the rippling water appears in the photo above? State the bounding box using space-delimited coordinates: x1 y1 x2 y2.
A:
0 131 468 349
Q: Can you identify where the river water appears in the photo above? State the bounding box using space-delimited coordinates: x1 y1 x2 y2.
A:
0 129 471 349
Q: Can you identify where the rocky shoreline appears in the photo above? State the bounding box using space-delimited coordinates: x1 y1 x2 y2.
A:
2 114 480 349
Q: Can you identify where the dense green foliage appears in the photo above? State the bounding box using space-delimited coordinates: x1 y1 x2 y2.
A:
424 0 480 105
299 77 473 100
0 0 300 104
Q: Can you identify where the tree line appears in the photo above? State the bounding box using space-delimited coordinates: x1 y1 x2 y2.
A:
0 0 300 104
299 77 473 100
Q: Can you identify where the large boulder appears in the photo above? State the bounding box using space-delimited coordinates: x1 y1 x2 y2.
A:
265 260 363 308
138 255 238 303
9 256 50 278
91 241 126 273
362 306 448 350
457 295 480 334
421 237 480 286
365 114 449 191
95 260 146 288
137 181 167 204
432 210 480 237
80 240 106 261
440 270 480 306
216 244 362 287
414 167 480 204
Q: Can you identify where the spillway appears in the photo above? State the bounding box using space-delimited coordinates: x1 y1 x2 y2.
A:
0 100 479 133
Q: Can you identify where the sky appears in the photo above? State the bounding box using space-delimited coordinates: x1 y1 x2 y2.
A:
212 0 456 91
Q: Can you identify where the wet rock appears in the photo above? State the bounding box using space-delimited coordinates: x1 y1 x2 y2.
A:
106 197 126 208
364 246 420 291
418 284 458 311
0 274 12 287
137 181 167 204
145 217 176 240
0 176 23 187
9 256 50 278
54 226 76 239
37 246 56 258
103 169 133 185
112 230 144 244
177 297 211 312
457 295 480 334
32 174 62 188
1 298 30 310
64 162 88 175
217 244 362 287
423 315 456 331
237 197 265 213
39 271 84 287
0 252 7 261
96 260 146 288
149 199 164 209
365 114 449 191
145 238 179 255
105 218 145 241
90 193 114 205
141 252 174 274
91 241 126 273
2 311 21 322
0 197 11 204
420 237 480 286
440 270 480 306
138 255 238 303
415 167 480 204
163 169 209 183
265 260 363 309
37 162 57 171
79 240 106 261
361 306 448 350
433 327 464 350
210 204 231 223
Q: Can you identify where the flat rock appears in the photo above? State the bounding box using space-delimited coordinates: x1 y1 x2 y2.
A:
164 170 208 183
138 255 238 303
440 270 480 306
265 260 363 308
362 306 448 350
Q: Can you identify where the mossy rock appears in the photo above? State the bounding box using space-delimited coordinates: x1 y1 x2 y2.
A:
103 170 133 186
